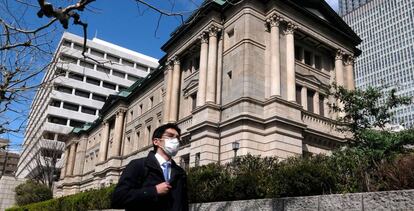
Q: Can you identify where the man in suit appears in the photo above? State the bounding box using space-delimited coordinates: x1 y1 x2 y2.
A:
111 123 188 211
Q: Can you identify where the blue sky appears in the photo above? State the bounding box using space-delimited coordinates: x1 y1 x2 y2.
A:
3 0 339 151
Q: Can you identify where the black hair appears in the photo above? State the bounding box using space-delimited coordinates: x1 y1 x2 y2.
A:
152 123 181 151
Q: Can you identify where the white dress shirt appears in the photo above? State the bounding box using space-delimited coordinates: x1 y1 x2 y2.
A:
155 152 171 180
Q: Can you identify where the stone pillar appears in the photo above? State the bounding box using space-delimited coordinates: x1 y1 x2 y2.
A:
74 136 87 175
323 98 330 118
335 50 345 117
169 57 181 122
98 121 110 162
301 86 307 110
345 56 355 90
67 143 77 176
216 32 224 104
111 110 125 157
206 26 220 103
285 22 297 102
268 14 282 97
335 50 345 87
163 63 173 123
60 148 69 179
313 92 320 115
197 33 209 107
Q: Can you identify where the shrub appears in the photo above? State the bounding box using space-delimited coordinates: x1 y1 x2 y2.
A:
273 155 338 197
15 180 53 206
6 185 114 211
376 153 414 191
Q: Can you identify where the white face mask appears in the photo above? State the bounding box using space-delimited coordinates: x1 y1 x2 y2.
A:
162 138 180 157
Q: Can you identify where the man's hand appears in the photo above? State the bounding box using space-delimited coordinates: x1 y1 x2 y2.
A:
155 182 172 195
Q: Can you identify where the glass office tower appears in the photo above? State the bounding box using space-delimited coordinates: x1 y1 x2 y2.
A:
340 0 414 128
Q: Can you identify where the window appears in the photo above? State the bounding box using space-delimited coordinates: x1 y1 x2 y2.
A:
102 81 116 90
81 106 96 115
73 42 84 51
62 40 71 47
130 110 134 121
296 86 302 105
136 131 141 148
195 153 200 167
86 77 101 86
75 89 90 98
127 75 140 81
68 72 84 81
60 55 77 64
146 125 151 145
113 70 126 78
70 119 85 127
90 49 104 58
55 68 67 77
180 154 190 172
304 51 312 65
49 116 67 125
149 96 154 108
50 100 61 107
295 46 302 61
194 57 200 71
135 64 147 72
92 93 106 102
55 85 72 94
107 54 120 63
96 65 110 74
123 59 134 67
307 90 315 112
314 55 322 70
139 104 143 114
191 93 197 111
80 60 95 69
63 102 79 111
319 95 325 116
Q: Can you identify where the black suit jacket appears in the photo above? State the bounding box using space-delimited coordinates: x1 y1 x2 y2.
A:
111 151 189 211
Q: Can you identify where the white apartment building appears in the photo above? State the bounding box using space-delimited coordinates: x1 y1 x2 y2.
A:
16 32 158 179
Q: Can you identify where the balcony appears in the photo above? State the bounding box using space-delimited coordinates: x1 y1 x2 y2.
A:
302 111 342 137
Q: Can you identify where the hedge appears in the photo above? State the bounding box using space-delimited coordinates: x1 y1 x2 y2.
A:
7 185 114 211
8 152 414 210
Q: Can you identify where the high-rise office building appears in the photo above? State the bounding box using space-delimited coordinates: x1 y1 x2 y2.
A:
16 32 158 179
338 0 373 16
340 0 414 128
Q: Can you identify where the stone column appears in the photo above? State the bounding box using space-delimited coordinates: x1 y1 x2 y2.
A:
268 14 282 97
67 143 77 176
197 33 209 107
301 86 307 110
216 32 224 104
345 56 355 90
335 50 345 117
98 121 110 162
74 136 87 175
285 22 297 102
206 26 220 103
335 50 345 86
111 110 125 157
163 63 173 123
169 57 181 122
60 148 69 179
313 92 320 115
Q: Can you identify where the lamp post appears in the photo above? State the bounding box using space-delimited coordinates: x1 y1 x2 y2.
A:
232 141 240 161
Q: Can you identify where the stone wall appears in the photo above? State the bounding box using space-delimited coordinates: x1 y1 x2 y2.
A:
96 190 414 211
0 176 25 210
190 190 414 211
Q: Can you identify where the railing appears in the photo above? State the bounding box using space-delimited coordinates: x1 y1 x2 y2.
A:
302 111 338 134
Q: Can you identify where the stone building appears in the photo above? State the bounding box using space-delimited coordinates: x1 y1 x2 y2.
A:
56 0 361 196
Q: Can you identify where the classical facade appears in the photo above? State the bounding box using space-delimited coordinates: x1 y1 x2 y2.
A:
17 32 158 179
56 0 361 196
